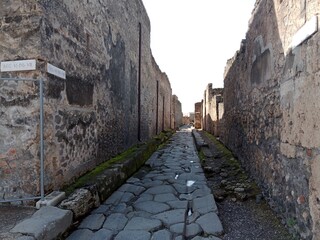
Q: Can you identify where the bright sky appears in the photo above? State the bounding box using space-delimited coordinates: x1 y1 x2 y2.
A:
142 0 256 115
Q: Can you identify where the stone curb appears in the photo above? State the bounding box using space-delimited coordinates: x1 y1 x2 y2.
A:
192 129 208 151
9 132 172 240
59 135 171 219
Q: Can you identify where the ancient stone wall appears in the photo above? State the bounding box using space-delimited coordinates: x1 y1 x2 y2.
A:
194 102 202 129
202 84 223 137
172 95 183 129
222 0 320 238
152 57 172 134
0 0 175 201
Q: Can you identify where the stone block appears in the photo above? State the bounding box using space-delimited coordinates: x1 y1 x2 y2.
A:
59 188 99 219
36 191 66 209
11 206 72 240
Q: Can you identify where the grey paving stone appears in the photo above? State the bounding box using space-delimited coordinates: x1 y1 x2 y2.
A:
140 180 164 188
167 200 188 209
172 183 189 194
134 201 170 214
195 212 223 236
79 214 105 230
153 174 175 181
104 191 124 205
145 172 162 178
192 194 218 214
169 223 184 234
191 236 222 240
178 173 206 181
186 211 201 223
126 211 152 219
145 185 177 194
126 177 140 183
112 203 132 214
66 229 94 240
92 229 113 240
118 184 145 196
152 209 185 225
134 193 154 203
186 223 203 238
151 229 172 240
16 236 35 240
119 192 135 202
170 222 202 237
162 168 177 173
190 166 203 174
124 217 162 231
91 204 110 214
141 178 153 184
103 213 128 231
179 193 193 200
174 236 184 240
154 193 179 202
192 187 212 198
115 230 151 240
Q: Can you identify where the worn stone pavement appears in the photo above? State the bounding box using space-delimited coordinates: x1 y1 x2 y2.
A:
67 126 223 240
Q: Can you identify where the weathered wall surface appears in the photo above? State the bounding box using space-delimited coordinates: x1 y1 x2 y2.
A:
202 84 224 136
222 0 320 238
0 0 175 201
172 95 183 129
152 57 172 134
194 102 202 129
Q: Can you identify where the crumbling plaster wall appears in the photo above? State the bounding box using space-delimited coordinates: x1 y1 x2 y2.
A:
0 0 174 201
222 0 320 238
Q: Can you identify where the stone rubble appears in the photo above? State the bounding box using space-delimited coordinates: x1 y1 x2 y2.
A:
67 127 223 240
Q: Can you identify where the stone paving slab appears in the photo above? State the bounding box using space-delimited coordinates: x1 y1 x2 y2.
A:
78 214 105 230
66 127 224 239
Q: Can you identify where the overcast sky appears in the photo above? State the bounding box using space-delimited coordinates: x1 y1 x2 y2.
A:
142 0 256 114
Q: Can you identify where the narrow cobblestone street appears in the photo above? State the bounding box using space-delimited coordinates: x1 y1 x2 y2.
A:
66 126 223 240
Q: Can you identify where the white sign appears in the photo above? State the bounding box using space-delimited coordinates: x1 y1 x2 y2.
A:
0 59 36 72
47 63 66 79
291 15 318 49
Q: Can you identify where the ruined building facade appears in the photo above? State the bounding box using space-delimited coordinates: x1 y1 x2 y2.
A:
172 95 183 129
0 0 182 201
222 0 320 238
194 102 202 129
201 84 224 137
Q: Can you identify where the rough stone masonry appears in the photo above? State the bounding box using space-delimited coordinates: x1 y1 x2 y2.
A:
221 0 320 239
0 1 182 201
